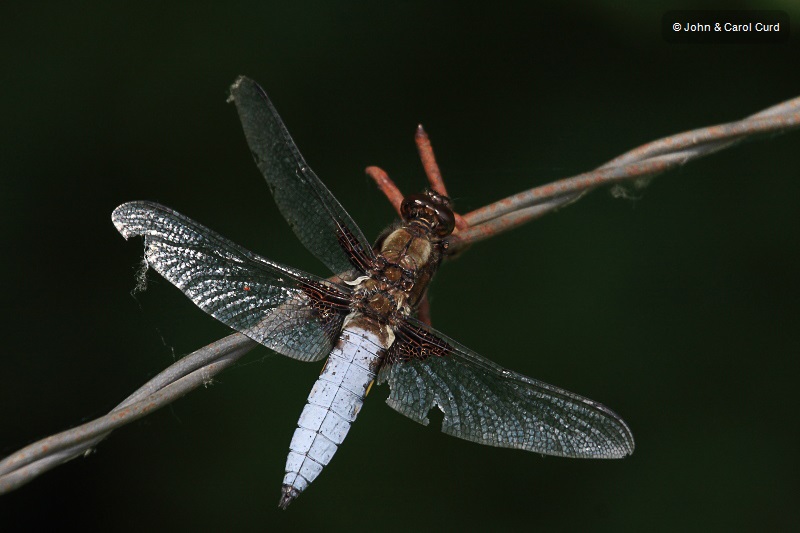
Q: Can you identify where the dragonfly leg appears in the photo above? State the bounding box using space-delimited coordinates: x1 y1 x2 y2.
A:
416 293 432 326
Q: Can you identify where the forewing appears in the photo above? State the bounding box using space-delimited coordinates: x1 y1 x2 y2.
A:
378 318 635 459
112 201 352 362
228 76 376 277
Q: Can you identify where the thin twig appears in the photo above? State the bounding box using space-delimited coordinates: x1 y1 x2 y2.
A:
2 94 798 495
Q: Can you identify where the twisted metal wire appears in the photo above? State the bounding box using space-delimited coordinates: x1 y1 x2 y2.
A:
449 94 800 250
2 94 798 495
0 334 257 494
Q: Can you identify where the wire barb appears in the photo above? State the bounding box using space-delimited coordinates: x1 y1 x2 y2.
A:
415 124 448 196
366 165 404 216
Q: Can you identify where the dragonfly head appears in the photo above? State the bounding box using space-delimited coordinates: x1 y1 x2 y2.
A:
400 189 455 238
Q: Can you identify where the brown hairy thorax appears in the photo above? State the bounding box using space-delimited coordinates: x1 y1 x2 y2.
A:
353 189 455 324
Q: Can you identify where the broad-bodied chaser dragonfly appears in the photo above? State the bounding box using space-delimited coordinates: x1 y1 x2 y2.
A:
112 77 634 509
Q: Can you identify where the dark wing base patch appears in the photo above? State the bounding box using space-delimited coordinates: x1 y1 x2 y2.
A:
378 318 635 459
112 201 351 362
228 76 376 278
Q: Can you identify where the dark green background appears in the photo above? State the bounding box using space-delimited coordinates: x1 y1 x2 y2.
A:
1 2 798 531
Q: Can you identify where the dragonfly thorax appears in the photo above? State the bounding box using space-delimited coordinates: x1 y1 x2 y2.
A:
372 223 445 312
379 227 438 274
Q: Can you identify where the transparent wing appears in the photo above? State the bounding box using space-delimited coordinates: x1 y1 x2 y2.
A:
378 318 635 459
228 76 376 278
112 201 352 362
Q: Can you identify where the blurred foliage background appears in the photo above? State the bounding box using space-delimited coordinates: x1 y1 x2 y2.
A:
1 1 798 531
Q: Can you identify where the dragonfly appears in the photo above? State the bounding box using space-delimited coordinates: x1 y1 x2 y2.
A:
112 76 634 509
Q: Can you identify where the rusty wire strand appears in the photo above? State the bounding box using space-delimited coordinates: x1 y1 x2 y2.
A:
1 94 798 496
0 334 256 494
450 95 800 249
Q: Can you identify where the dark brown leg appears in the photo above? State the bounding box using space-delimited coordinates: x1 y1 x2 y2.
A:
417 293 432 326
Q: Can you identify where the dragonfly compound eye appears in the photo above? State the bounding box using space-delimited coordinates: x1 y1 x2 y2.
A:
401 193 456 237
